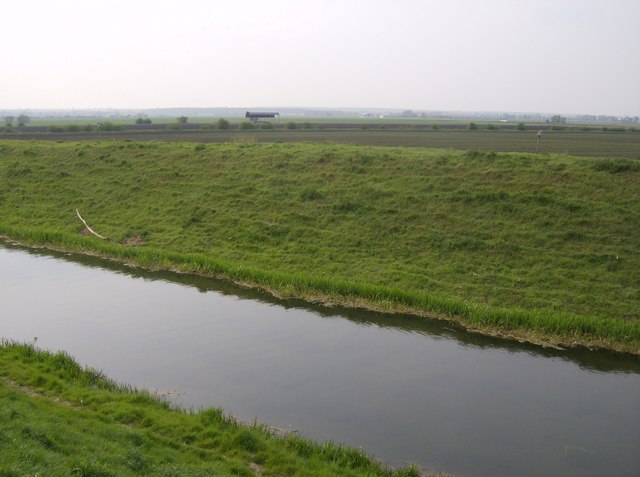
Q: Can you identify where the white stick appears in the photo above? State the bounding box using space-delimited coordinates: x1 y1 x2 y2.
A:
75 209 107 239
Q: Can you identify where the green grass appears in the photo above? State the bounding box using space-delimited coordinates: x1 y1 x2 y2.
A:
0 341 421 477
1 140 639 352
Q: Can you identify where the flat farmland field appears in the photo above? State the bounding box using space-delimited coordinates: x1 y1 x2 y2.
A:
2 126 639 158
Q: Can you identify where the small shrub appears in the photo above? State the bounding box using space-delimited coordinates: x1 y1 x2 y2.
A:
303 122 312 129
469 122 478 130
285 121 297 130
260 122 273 129
240 121 254 129
216 118 230 129
486 123 497 130
517 122 526 131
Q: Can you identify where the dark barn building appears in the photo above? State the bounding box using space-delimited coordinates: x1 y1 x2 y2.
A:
245 111 280 121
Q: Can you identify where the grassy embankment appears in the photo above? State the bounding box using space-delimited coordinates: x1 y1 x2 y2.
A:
0 140 639 353
0 341 421 477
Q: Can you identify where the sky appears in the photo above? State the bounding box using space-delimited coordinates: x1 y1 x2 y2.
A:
1 0 639 116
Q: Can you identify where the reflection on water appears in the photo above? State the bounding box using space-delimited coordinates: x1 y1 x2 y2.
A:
1 241 639 477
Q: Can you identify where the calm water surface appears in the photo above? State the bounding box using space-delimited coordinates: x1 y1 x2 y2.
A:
1 243 639 477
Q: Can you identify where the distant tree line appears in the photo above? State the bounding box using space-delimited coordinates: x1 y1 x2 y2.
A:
575 114 639 124
547 115 567 124
46 122 122 133
3 114 30 126
396 110 429 119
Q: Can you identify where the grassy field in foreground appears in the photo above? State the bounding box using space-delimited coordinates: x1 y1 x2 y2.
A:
1 140 639 352
0 341 420 477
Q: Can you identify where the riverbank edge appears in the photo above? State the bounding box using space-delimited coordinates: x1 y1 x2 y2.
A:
0 340 426 477
1 225 639 356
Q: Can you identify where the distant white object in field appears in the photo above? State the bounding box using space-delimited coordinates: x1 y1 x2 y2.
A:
536 129 543 153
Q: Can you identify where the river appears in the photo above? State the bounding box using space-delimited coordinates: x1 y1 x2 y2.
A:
1 242 638 477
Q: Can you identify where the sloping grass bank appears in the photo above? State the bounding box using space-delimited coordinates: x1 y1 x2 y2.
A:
1 140 639 353
0 341 421 477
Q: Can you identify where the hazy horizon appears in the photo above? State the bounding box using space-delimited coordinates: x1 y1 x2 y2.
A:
2 0 639 116
0 105 634 120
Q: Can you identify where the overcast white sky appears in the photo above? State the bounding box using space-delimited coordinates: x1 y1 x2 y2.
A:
1 0 639 115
